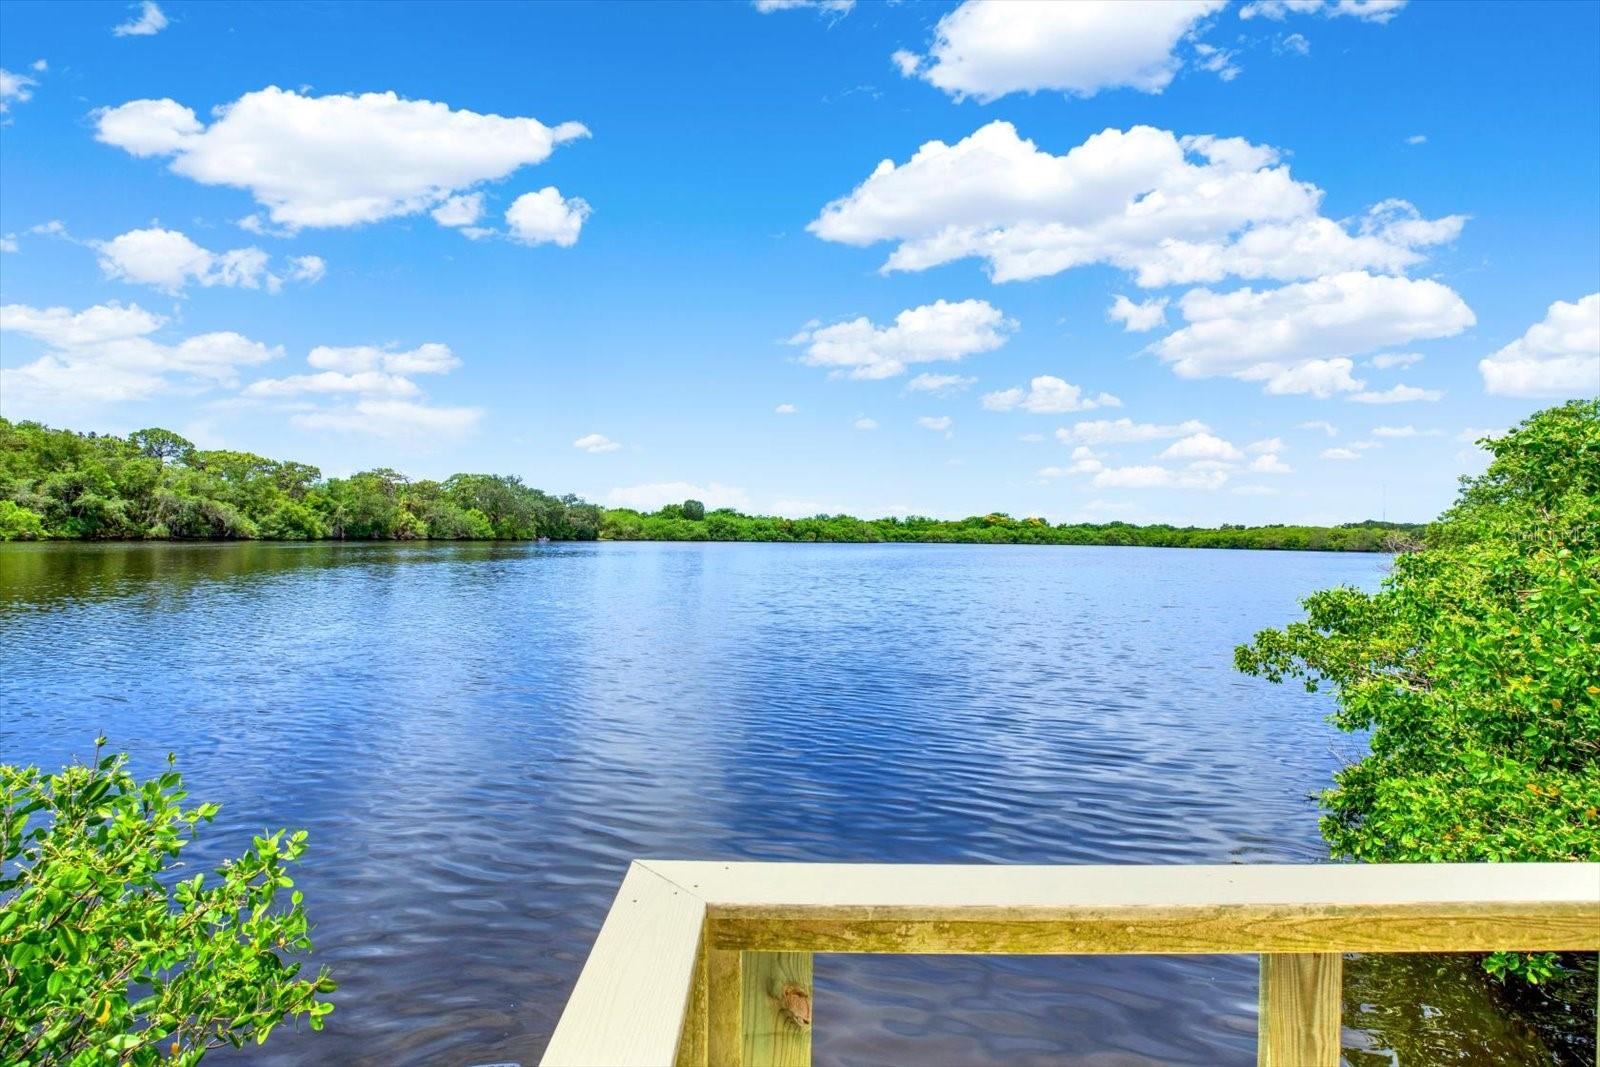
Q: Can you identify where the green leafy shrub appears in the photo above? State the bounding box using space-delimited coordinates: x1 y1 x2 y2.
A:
1236 399 1600 981
0 500 47 541
1 741 335 1064
259 500 329 540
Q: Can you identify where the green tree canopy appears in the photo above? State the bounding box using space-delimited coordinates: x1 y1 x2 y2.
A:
1236 399 1600 979
3 416 1421 551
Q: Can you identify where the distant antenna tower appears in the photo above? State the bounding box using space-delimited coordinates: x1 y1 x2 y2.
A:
1382 482 1387 523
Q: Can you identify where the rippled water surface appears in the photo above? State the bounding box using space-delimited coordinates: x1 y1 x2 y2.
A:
1 542 1592 1065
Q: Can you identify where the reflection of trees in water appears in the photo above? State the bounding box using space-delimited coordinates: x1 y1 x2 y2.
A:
1344 953 1597 1066
0 541 578 611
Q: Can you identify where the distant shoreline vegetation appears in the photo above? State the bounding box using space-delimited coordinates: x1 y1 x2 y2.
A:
1 418 1419 552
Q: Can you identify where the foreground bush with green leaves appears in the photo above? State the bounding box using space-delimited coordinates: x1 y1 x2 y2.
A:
1237 398 1600 982
0 741 334 1064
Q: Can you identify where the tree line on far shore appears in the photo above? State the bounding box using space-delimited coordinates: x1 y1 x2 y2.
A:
1 417 1419 551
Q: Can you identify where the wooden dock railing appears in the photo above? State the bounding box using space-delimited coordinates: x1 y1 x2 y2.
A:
541 861 1600 1067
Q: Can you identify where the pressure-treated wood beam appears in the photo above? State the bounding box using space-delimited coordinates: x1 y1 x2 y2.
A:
541 861 1600 1067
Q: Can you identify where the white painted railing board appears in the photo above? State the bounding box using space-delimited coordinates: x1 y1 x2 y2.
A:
642 860 1600 911
542 862 707 1067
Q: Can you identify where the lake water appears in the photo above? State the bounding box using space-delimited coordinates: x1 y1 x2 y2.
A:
1 542 1591 1065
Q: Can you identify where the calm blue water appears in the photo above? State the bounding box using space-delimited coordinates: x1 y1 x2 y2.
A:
1 542 1586 1065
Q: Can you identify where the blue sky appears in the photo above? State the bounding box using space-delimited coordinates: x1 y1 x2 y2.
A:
2 0 1597 524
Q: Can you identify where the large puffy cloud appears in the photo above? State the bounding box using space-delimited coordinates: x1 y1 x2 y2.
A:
981 375 1120 413
810 123 1462 286
94 227 324 294
895 1 1225 102
1152 271 1473 392
1479 293 1599 398
790 298 1014 379
95 87 589 229
0 301 277 409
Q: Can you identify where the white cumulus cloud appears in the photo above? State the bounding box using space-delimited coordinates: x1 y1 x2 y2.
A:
289 255 326 283
753 0 854 13
896 1 1226 102
1056 417 1210 444
305 343 459 375
810 122 1463 287
775 403 798 414
113 1 168 36
1092 464 1230 490
573 433 621 453
243 370 420 399
1248 453 1293 473
291 398 481 440
1160 432 1243 461
790 299 1014 380
981 375 1121 414
95 87 588 230
1478 293 1599 398
1370 351 1423 369
1348 383 1444 404
1257 357 1364 397
252 342 477 438
918 415 953 432
0 66 41 114
1108 294 1168 332
94 227 323 295
1 301 277 412
505 187 591 247
1370 425 1440 437
1241 0 1406 22
1153 271 1473 393
431 193 484 228
904 372 975 393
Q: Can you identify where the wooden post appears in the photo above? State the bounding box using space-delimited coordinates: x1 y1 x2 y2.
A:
1258 952 1341 1067
674 937 710 1067
707 949 743 1066
740 951 812 1067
